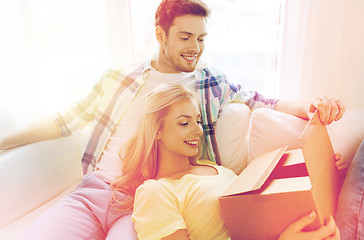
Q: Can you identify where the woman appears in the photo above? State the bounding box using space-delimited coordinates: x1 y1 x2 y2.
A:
112 84 341 240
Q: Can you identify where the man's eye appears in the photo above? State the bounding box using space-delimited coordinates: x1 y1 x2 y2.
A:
198 38 204 42
180 123 188 126
197 120 202 125
181 37 189 41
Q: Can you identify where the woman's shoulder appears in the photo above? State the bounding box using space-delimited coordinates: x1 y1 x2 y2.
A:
196 159 237 176
137 178 173 194
215 165 237 175
135 179 179 203
138 178 163 190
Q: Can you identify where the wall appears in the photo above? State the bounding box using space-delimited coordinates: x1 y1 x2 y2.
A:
279 0 364 108
338 0 364 107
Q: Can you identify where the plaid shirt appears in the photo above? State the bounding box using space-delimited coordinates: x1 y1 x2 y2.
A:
53 60 278 175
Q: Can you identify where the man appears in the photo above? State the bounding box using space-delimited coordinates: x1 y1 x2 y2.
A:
1 0 344 239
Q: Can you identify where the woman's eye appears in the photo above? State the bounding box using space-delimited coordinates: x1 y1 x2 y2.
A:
197 120 202 125
181 37 188 41
180 122 188 126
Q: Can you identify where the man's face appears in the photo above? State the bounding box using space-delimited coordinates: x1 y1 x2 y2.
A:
157 14 207 73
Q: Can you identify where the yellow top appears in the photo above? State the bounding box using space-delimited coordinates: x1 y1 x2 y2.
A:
132 164 237 240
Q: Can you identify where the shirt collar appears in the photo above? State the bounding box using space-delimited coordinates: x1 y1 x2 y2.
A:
143 58 206 77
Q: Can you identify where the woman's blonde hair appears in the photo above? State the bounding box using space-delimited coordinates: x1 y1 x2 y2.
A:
111 84 197 212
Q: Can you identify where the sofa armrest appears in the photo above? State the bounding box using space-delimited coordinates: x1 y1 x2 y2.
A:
0 132 83 228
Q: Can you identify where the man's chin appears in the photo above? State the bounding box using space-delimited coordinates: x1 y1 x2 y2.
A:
177 64 197 73
181 68 195 73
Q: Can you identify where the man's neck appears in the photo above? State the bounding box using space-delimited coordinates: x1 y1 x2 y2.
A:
151 58 175 74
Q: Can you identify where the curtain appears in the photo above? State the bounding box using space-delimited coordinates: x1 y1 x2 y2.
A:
278 0 364 107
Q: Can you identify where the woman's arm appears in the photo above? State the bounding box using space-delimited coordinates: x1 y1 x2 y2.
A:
162 229 190 240
133 182 189 240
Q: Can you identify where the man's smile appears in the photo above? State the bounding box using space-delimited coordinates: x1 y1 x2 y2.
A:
181 54 198 63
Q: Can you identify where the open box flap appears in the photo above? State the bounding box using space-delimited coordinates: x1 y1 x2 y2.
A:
222 146 288 197
299 111 339 222
299 111 336 187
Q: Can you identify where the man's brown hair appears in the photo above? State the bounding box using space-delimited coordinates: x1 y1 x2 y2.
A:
155 0 211 35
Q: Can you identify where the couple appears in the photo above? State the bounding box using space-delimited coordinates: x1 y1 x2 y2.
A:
112 83 341 239
1 0 358 239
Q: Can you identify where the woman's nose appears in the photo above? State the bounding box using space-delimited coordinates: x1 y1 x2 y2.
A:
194 122 203 137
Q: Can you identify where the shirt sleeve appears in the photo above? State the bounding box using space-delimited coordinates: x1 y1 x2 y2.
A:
132 181 187 240
228 82 279 110
199 66 279 111
52 70 110 137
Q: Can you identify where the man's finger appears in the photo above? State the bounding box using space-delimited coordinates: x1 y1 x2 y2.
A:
309 98 323 120
309 98 320 114
335 162 346 170
320 96 331 124
311 97 327 124
337 164 347 171
328 98 339 124
334 99 345 121
335 158 345 166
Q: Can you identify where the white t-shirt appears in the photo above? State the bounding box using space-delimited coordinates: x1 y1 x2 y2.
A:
95 68 195 182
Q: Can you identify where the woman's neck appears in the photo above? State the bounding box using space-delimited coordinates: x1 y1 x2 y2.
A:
156 151 192 179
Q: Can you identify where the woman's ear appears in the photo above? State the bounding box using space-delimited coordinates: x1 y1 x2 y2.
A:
155 130 162 140
155 26 166 45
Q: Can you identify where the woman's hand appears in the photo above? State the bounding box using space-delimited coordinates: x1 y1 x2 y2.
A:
334 153 349 175
278 211 340 240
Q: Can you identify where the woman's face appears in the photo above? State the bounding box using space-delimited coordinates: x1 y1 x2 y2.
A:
157 99 203 158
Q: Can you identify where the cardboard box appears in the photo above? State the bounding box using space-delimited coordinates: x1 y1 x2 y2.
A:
219 112 340 240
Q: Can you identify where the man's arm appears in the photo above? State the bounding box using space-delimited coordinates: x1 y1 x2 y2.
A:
276 96 345 125
0 116 62 150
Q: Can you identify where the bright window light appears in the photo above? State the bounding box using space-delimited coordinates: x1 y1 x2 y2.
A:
0 0 110 128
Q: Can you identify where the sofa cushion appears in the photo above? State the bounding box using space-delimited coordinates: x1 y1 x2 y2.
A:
215 103 251 174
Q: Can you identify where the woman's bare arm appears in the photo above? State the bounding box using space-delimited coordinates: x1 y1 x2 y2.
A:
162 229 190 240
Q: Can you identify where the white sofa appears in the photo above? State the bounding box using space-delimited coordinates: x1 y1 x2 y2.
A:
1 104 363 239
0 133 84 240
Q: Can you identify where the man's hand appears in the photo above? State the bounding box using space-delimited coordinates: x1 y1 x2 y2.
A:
334 153 349 175
308 97 345 125
278 211 340 240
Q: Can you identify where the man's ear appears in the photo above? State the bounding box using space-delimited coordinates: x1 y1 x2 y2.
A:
155 26 166 45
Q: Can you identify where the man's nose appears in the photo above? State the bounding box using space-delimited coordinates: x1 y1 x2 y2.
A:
188 39 200 53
